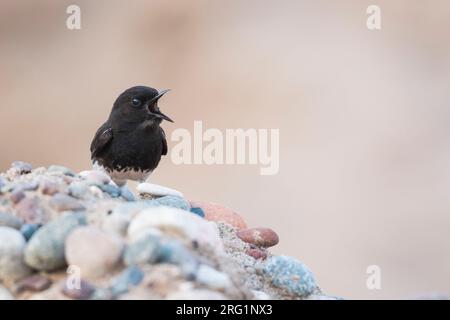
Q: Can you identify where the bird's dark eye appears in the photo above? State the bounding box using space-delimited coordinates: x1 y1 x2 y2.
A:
131 98 142 107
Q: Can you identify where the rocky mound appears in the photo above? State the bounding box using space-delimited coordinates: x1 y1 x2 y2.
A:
0 161 337 300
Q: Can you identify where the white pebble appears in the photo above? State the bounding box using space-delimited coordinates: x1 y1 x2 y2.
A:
136 183 183 198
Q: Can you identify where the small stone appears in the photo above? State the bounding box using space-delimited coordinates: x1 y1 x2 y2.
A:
0 212 23 229
14 197 45 224
24 213 86 271
237 228 279 248
15 275 52 293
196 265 232 291
190 201 247 229
0 227 32 282
110 266 144 296
39 180 60 195
137 183 183 198
158 240 199 278
154 196 190 211
190 207 205 218
0 177 6 189
20 223 41 241
49 193 85 212
251 290 271 300
61 279 95 300
246 248 268 260
263 256 316 297
98 184 121 198
10 190 26 204
79 170 111 185
68 182 89 199
0 285 14 300
47 165 75 177
124 232 160 266
65 226 124 279
10 161 33 175
120 187 135 201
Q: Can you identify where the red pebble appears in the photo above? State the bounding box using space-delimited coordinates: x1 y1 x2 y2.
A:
246 248 268 260
189 201 247 229
237 227 279 248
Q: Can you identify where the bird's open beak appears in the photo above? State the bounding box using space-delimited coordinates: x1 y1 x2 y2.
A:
150 89 174 122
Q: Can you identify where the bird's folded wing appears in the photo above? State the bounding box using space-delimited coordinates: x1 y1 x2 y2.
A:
160 128 168 156
90 123 113 159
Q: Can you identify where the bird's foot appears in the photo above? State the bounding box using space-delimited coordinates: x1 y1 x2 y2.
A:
136 182 183 199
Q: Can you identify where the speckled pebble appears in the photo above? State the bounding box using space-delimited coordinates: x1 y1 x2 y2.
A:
49 193 85 212
246 248 268 260
263 256 316 297
24 213 86 271
9 161 33 175
65 226 124 279
190 201 247 230
47 165 75 177
0 227 32 281
237 228 279 248
0 212 23 229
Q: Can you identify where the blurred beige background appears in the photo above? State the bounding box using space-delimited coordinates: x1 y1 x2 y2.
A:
1 0 449 299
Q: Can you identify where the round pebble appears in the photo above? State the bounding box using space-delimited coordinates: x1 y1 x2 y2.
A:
65 226 124 279
190 201 247 229
0 226 32 282
0 212 23 229
196 264 232 291
61 279 95 300
15 197 45 224
137 183 183 198
20 223 41 241
110 266 144 296
10 190 26 204
153 196 190 211
246 248 268 260
263 256 316 297
24 213 86 271
79 170 111 185
47 165 75 177
123 232 160 266
16 274 52 293
39 180 60 196
49 193 85 212
237 228 279 248
68 182 89 199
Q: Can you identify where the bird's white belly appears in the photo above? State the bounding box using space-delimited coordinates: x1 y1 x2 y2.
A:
93 162 152 186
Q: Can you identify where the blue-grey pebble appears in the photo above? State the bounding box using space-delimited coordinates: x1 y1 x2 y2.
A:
98 184 121 198
124 233 160 266
24 212 86 271
153 196 190 211
47 165 75 177
190 207 205 218
120 188 135 201
110 266 144 296
263 255 316 297
158 240 198 279
68 182 89 199
20 223 41 241
0 212 23 229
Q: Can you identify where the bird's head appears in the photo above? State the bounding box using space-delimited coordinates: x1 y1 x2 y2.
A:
110 86 173 127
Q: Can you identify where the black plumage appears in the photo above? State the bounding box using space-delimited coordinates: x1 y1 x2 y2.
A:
90 86 173 186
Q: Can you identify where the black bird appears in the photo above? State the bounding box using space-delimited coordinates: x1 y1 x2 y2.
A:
90 86 173 186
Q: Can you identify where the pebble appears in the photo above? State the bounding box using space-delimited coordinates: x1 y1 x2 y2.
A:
263 256 316 297
158 240 199 278
15 197 45 224
190 207 205 218
246 248 268 260
153 196 190 211
251 290 271 300
237 228 279 248
196 264 232 291
128 206 223 250
47 165 75 177
190 201 247 230
123 232 160 266
0 227 32 281
79 170 111 185
137 183 183 198
39 180 60 196
98 183 121 198
0 285 14 300
15 274 52 293
120 187 135 201
9 161 33 175
61 279 95 300
20 223 41 241
10 190 26 204
68 182 89 199
65 226 124 279
24 213 86 271
110 266 144 296
0 212 23 229
0 177 6 189
49 193 85 212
